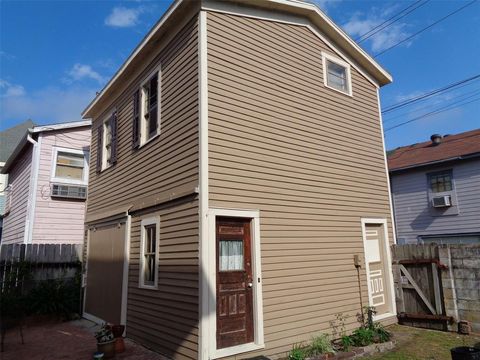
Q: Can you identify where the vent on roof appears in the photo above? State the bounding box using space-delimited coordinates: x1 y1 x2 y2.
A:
51 184 87 200
430 134 443 146
432 195 451 208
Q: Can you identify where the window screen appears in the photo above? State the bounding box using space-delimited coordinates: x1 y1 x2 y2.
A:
55 152 84 180
429 171 452 193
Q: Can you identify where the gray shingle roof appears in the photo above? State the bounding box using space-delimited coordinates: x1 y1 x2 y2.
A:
0 120 35 162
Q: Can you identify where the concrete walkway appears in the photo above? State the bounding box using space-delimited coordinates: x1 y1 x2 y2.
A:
1 319 165 360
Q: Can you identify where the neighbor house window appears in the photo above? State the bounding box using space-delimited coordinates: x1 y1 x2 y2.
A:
322 52 352 96
135 67 160 147
429 170 453 193
51 147 88 184
139 217 160 289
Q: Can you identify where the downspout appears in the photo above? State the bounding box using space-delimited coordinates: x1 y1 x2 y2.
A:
24 132 41 244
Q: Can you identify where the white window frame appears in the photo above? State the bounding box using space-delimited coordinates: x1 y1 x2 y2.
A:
50 146 89 185
139 216 160 290
101 111 115 171
205 208 264 359
322 52 353 96
139 65 161 147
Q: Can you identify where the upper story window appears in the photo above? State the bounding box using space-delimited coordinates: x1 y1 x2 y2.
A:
133 67 161 148
52 147 89 185
96 111 118 173
322 52 352 96
429 170 453 193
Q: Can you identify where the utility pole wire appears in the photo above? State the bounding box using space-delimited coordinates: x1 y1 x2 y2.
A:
357 0 430 43
374 0 478 57
382 74 480 114
385 94 480 132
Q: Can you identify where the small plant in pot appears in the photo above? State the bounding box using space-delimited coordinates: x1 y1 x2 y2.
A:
95 324 116 359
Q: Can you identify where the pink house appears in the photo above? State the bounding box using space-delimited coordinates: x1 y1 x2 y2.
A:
1 121 91 245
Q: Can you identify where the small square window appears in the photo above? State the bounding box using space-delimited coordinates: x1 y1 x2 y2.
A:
429 170 453 193
322 53 352 96
52 148 88 184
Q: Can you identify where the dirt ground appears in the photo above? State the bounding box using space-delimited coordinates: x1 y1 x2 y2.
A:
364 324 480 360
1 319 165 360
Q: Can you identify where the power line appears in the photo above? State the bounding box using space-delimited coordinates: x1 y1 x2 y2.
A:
385 94 480 132
383 87 480 123
374 0 478 57
382 74 480 114
357 0 430 43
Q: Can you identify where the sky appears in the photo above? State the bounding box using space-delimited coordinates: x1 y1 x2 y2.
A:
1 0 479 150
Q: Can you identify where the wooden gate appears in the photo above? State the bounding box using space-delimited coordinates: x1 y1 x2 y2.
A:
391 244 452 330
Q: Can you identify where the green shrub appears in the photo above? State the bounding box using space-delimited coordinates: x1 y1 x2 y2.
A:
341 335 353 352
288 343 308 360
351 327 375 347
307 334 334 356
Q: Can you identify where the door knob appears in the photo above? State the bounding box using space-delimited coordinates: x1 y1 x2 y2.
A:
247 282 253 288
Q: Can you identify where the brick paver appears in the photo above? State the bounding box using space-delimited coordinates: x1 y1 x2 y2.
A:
1 319 165 360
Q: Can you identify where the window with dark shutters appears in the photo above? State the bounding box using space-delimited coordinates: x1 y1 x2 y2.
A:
132 90 140 149
96 125 103 173
110 111 118 164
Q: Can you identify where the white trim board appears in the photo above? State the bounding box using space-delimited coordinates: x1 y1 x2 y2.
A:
198 10 210 360
205 208 265 359
120 215 131 327
360 218 397 321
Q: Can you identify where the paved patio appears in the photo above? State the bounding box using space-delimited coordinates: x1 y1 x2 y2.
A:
1 319 165 360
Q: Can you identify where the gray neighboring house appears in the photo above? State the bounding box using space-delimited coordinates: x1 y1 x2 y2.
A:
0 120 35 241
388 129 480 244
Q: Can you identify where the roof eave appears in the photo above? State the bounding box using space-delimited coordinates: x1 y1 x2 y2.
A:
388 152 480 173
1 130 33 174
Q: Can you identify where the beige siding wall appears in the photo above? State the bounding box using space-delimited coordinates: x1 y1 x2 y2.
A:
87 15 199 214
84 14 200 360
207 12 395 358
128 197 199 360
2 147 32 244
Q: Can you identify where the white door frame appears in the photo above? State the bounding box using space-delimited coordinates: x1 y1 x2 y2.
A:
205 208 265 359
360 218 396 321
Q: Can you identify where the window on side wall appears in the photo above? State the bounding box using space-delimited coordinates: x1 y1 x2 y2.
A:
97 111 118 172
52 148 88 185
322 52 352 96
139 217 160 289
429 170 453 193
138 68 161 146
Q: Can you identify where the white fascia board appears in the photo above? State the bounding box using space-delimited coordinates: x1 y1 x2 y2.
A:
32 120 92 133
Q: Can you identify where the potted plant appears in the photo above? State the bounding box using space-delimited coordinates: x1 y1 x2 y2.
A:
95 324 116 358
111 324 125 353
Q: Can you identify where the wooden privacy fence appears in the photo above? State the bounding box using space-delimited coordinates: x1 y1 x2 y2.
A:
0 243 82 292
391 244 480 332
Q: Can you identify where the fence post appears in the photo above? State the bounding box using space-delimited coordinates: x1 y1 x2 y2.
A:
439 245 458 331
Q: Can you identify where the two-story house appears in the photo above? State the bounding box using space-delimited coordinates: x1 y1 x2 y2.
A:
1 121 91 245
388 129 480 244
81 1 396 359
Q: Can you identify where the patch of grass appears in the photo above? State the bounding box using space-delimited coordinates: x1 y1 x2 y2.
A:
288 343 308 360
363 325 480 360
308 334 334 356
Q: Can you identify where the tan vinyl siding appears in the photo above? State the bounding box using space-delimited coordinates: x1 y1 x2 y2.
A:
207 12 394 358
86 15 199 213
85 14 200 360
128 197 199 360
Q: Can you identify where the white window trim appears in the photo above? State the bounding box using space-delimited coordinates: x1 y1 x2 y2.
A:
101 111 115 171
139 216 160 290
206 208 264 359
360 218 397 321
322 51 353 97
139 65 161 148
50 146 89 185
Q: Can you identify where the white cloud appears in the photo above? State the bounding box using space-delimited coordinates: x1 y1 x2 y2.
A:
310 0 342 12
0 51 16 61
105 6 142 28
343 6 411 53
66 63 106 84
0 85 96 124
0 79 26 97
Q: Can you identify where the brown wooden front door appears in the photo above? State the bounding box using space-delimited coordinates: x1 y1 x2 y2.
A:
216 217 254 349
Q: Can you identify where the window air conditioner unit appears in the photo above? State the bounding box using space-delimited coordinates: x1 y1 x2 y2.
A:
432 195 451 208
51 184 87 200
